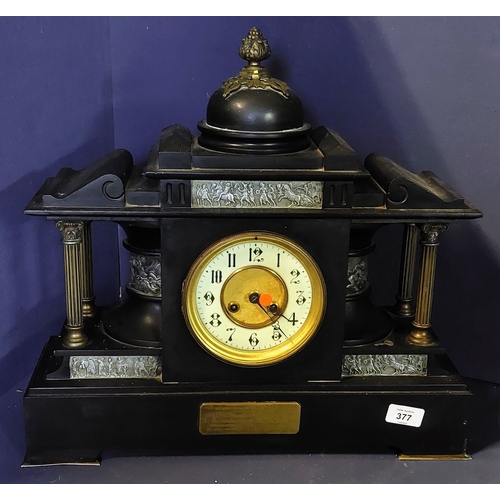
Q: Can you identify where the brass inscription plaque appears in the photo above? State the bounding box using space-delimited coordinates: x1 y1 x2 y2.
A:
199 402 301 435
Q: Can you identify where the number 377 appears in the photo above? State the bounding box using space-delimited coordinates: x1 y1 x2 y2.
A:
396 412 412 421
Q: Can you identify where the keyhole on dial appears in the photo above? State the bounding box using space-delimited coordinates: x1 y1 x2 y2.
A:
228 302 240 313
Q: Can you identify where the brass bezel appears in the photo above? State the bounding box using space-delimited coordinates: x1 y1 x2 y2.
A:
182 231 327 367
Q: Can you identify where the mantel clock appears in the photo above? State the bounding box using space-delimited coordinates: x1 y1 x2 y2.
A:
23 28 482 465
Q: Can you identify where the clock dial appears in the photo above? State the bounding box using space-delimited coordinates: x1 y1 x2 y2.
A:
182 231 327 367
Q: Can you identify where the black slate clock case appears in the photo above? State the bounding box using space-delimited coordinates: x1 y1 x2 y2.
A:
161 217 350 383
22 28 482 464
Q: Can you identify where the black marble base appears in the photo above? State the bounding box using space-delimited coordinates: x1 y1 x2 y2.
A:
23 337 472 465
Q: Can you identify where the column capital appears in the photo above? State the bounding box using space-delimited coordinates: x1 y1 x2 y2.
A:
419 223 448 245
56 221 84 244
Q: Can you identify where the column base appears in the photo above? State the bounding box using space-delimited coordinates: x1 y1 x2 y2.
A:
82 297 98 318
62 324 89 348
407 326 438 346
393 297 415 317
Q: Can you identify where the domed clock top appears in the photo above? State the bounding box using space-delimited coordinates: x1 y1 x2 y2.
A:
198 27 310 155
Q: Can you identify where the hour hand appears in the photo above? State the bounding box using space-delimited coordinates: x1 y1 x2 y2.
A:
249 292 282 320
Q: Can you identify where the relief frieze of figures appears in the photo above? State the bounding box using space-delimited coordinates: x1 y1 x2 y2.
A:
191 180 323 209
342 354 428 377
346 256 369 296
69 355 161 379
128 254 162 297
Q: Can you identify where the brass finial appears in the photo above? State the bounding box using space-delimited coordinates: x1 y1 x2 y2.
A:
222 27 289 98
238 27 271 65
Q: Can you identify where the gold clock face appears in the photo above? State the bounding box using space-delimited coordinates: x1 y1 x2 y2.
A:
182 231 327 367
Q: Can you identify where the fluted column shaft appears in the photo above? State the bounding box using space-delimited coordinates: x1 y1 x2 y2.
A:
408 223 448 346
57 221 88 348
81 222 96 317
394 223 419 316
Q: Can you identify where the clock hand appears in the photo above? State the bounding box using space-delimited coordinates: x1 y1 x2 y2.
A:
278 312 294 323
271 320 289 339
249 292 276 309
248 292 289 338
249 292 276 315
258 293 273 308
249 292 281 318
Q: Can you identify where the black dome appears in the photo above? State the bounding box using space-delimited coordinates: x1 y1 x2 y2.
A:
206 82 304 132
197 27 311 155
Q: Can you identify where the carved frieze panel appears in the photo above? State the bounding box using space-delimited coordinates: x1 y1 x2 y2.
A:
191 180 323 209
342 354 428 377
128 253 161 297
346 256 369 296
69 355 161 379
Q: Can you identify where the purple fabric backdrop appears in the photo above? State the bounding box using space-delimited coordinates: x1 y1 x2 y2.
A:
0 17 118 395
1 16 499 393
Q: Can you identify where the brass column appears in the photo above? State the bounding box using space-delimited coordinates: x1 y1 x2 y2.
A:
408 223 448 346
394 223 419 317
56 221 88 348
81 222 97 318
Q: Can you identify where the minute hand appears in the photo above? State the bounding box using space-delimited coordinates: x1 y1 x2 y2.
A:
250 294 289 339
